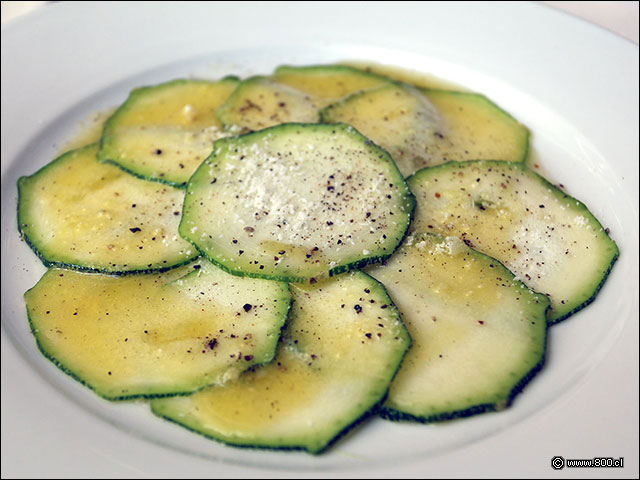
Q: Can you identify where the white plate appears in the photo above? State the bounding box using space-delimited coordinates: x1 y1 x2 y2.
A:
2 3 638 478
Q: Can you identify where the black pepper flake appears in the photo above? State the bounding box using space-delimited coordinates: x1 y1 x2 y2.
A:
354 305 362 314
278 250 286 255
326 221 333 226
193 264 201 269
173 211 180 216
478 320 484 325
364 288 370 293
365 333 372 339
131 204 136 208
244 355 254 361
539 204 545 208
154 149 162 155
129 227 141 233
243 303 252 312
309 278 317 284
207 338 218 350
238 250 244 255
380 304 388 309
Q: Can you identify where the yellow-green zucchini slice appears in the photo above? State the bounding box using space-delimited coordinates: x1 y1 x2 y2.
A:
407 161 619 322
24 261 290 400
17 144 197 274
98 78 239 187
273 64 390 108
151 271 410 453
367 233 548 422
321 83 529 177
179 123 415 283
215 76 319 133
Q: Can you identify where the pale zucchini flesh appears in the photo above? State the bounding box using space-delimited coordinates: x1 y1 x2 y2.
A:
367 233 548 421
215 76 319 133
320 83 529 177
273 64 391 108
151 271 410 453
407 161 619 322
17 144 197 274
98 78 239 186
24 261 290 400
180 123 415 282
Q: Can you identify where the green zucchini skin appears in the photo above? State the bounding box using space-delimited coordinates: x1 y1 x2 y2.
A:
151 271 411 454
179 122 415 283
406 161 619 323
18 144 198 275
24 261 291 400
99 77 240 187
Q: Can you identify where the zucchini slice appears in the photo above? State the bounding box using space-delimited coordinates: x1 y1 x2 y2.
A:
321 83 442 177
17 144 197 274
98 78 239 187
24 261 290 400
407 161 619 322
421 88 529 164
321 83 529 177
273 64 390 108
215 76 319 133
180 123 415 283
151 271 410 453
367 233 548 422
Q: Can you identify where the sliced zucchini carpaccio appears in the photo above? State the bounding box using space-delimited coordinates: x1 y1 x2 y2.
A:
215 76 319 133
98 78 239 187
180 123 415 283
273 64 390 108
25 261 290 400
321 83 529 177
18 144 197 274
367 233 548 422
151 271 410 453
407 161 619 322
